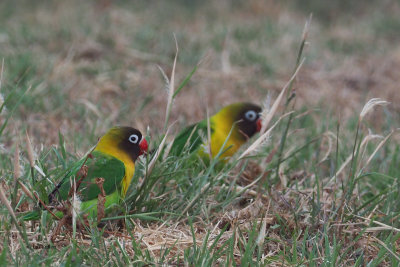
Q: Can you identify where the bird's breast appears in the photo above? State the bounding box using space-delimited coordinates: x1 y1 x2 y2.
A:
121 162 135 197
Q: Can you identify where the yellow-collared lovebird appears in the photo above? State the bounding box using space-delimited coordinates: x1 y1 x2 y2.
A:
23 126 148 220
171 102 262 161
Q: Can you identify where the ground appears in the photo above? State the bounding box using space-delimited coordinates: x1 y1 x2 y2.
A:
0 0 400 266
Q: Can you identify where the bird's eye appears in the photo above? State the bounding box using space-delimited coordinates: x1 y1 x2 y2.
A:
128 134 139 144
245 110 257 121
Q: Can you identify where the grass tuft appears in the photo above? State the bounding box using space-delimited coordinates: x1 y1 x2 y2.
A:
0 1 399 265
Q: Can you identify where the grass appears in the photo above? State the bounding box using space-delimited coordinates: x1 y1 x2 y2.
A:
1 0 400 266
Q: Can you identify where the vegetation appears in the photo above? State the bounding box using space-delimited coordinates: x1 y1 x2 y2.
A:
0 0 400 266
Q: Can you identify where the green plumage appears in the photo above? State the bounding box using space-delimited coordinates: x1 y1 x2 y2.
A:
22 126 147 221
23 151 125 221
170 120 212 156
169 102 262 162
51 151 125 202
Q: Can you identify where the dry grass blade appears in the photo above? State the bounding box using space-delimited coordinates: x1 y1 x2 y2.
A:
0 183 31 249
157 65 170 90
278 163 288 188
70 177 79 239
261 93 271 118
327 133 382 185
17 179 34 200
359 98 389 121
25 130 35 167
146 126 171 177
302 14 312 42
33 165 46 177
0 185 18 223
366 227 400 232
238 111 293 160
361 130 394 172
372 236 400 261
354 214 400 233
260 58 305 134
163 34 179 131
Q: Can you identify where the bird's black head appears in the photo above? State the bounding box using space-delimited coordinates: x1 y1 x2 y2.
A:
118 127 148 162
234 103 262 140
98 126 148 163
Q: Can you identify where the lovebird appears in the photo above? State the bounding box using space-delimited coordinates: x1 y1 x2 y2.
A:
23 126 148 221
171 102 262 161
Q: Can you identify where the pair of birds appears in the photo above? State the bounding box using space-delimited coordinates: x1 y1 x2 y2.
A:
24 102 261 221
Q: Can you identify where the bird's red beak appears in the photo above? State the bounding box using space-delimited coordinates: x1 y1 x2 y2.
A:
139 138 148 156
256 118 262 132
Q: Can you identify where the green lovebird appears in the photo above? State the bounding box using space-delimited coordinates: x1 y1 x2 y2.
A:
170 102 262 161
23 126 148 221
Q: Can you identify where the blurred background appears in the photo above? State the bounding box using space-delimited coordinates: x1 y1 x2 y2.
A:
0 0 399 148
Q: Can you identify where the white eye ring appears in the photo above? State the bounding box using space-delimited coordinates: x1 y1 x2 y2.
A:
245 110 257 121
128 134 139 144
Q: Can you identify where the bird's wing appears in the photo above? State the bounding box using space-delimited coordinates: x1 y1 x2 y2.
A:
170 120 210 156
49 151 125 203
